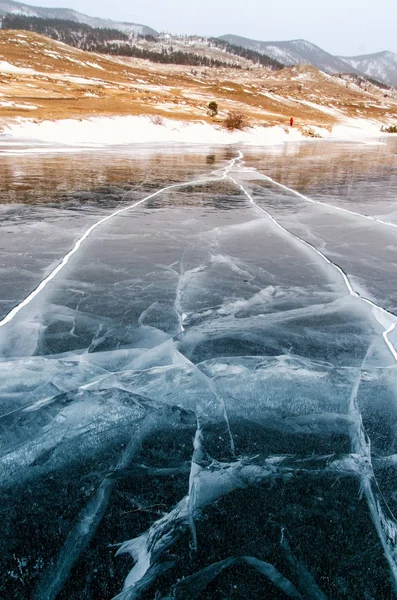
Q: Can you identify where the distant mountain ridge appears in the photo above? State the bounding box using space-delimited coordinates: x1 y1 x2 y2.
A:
340 51 397 87
219 35 360 75
219 34 397 88
0 0 157 35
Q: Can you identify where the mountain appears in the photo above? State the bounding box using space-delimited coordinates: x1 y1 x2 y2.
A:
0 0 157 35
220 35 359 75
340 51 397 87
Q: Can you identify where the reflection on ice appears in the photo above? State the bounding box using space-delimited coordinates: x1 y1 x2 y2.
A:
1 142 397 599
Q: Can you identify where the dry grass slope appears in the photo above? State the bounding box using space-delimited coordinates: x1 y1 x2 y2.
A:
0 30 396 130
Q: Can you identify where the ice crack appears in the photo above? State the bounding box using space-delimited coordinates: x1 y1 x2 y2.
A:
0 161 240 329
227 163 397 364
228 152 397 592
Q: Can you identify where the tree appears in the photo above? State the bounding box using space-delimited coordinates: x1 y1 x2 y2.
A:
207 101 218 117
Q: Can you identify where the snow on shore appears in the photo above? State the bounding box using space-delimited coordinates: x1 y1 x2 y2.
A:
0 115 389 148
2 116 305 146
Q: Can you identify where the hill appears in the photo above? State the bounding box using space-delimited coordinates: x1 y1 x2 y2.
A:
0 30 396 132
2 14 129 50
0 0 157 35
1 16 240 67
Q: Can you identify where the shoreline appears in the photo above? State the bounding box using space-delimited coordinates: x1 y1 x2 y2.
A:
0 115 392 149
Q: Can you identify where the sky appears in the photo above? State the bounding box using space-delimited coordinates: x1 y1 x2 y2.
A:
21 0 397 55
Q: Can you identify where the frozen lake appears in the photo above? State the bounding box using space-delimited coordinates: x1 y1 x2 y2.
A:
1 138 397 599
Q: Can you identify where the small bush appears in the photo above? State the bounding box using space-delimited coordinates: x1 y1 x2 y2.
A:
150 115 164 126
207 101 218 117
381 125 397 133
224 111 247 131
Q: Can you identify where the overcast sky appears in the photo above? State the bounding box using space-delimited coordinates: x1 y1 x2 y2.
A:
22 0 396 55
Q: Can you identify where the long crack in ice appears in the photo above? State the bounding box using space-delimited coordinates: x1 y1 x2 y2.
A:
4 150 397 597
238 166 397 230
228 153 397 592
0 171 235 330
227 160 397 363
111 151 397 598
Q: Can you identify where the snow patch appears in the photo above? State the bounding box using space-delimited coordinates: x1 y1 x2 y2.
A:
1 115 390 148
0 100 37 110
2 116 305 146
0 61 35 74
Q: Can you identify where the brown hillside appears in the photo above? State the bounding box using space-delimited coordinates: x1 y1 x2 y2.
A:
0 30 396 129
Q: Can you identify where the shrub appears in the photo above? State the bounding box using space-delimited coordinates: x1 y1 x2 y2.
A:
224 111 247 131
207 101 218 117
381 125 397 133
150 115 164 126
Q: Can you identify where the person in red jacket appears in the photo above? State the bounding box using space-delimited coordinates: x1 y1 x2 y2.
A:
290 117 294 127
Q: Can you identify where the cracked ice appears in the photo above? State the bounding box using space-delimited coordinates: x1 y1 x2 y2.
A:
1 142 397 599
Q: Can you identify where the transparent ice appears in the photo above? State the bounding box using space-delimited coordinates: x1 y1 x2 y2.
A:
1 141 397 599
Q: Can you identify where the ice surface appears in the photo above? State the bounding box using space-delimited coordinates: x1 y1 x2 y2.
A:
1 141 397 599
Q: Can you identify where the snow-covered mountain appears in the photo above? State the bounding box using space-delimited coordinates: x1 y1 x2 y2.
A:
0 0 157 35
340 51 397 87
220 35 360 75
